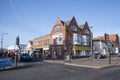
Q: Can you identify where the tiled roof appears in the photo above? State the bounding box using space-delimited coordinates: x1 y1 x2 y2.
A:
59 17 86 30
109 34 117 41
60 19 71 27
28 40 33 45
78 24 85 30
34 34 50 40
93 34 118 42
65 20 71 26
60 20 65 26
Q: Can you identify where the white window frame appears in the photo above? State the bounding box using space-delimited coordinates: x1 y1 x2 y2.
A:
84 28 89 34
55 26 61 32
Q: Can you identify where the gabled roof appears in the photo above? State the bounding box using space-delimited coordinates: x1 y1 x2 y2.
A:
109 34 117 42
28 40 33 45
54 16 89 32
60 18 73 27
60 20 71 27
30 41 33 45
78 24 85 30
93 36 105 41
65 20 71 26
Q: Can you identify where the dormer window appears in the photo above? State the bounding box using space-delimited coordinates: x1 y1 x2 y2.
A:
84 28 89 34
71 25 77 32
55 26 61 32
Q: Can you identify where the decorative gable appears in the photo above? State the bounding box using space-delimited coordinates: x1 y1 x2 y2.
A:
50 17 64 34
83 22 91 35
68 16 79 33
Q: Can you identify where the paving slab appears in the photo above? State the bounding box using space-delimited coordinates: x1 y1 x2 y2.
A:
45 57 120 69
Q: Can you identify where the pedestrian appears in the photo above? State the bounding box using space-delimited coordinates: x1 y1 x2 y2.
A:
53 51 57 61
6 53 9 58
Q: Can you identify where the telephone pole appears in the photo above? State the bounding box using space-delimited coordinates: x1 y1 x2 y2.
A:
0 33 8 54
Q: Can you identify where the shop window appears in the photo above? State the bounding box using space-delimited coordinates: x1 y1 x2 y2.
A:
76 50 82 56
85 50 91 56
57 47 61 55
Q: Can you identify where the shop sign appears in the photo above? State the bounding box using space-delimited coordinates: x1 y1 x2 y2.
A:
73 46 91 50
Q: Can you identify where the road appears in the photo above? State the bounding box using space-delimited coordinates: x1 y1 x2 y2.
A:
0 62 120 80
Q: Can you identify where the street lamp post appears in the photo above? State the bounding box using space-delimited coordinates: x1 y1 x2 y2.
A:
0 33 8 54
90 27 94 60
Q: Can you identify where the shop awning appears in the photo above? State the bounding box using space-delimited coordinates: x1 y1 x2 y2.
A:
73 46 91 50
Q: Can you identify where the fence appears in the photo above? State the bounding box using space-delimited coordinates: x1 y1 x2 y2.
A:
0 57 13 68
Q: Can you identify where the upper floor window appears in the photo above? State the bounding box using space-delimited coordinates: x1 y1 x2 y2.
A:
84 28 89 34
55 26 61 32
58 35 62 41
68 35 73 43
53 38 57 45
82 35 86 45
77 34 82 44
82 35 90 45
38 41 42 46
71 25 77 32
86 36 90 45
44 39 50 45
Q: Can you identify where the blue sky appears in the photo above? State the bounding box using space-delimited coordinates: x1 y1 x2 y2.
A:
0 0 120 48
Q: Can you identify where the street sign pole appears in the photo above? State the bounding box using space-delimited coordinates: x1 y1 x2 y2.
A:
105 33 111 64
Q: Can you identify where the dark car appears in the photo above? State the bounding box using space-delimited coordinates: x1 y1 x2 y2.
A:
118 53 120 57
20 53 32 61
94 53 106 59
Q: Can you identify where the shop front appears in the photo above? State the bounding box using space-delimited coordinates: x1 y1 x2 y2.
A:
73 45 91 58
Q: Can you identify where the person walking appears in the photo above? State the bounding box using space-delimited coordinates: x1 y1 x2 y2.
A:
53 51 57 61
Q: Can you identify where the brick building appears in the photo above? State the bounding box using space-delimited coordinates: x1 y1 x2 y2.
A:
33 17 92 59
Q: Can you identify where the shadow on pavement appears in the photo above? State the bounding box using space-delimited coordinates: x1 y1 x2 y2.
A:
0 65 32 72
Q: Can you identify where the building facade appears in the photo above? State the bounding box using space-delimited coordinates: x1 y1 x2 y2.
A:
33 17 92 59
26 40 33 54
93 34 119 56
8 44 26 53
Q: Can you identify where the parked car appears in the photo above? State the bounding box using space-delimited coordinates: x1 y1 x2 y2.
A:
20 53 32 61
94 53 106 59
118 53 120 57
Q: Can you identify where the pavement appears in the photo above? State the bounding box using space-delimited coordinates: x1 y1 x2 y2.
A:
1 56 120 71
44 56 120 69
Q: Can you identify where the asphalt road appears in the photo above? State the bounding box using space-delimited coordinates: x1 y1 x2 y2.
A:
0 62 120 80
